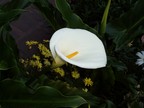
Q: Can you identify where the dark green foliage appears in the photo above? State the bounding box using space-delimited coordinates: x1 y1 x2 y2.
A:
55 0 99 36
0 1 28 79
0 0 144 108
106 0 144 50
0 79 87 108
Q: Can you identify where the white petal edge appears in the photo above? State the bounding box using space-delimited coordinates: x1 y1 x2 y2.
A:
136 52 144 59
136 59 144 66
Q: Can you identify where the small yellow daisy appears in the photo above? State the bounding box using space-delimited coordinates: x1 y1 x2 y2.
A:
83 77 93 86
71 71 80 79
53 68 65 77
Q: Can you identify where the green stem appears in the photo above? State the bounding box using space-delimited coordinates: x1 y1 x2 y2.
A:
100 0 111 36
88 104 91 108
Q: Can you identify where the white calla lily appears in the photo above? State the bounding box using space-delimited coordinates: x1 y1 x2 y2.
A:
50 28 107 69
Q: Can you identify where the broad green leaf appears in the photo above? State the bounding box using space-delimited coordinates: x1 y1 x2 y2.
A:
105 100 115 108
0 0 29 26
0 9 24 26
47 80 98 106
30 0 61 30
32 75 114 107
0 79 87 108
0 79 29 99
0 4 22 72
34 86 87 108
127 75 137 94
0 0 29 10
0 25 18 70
106 0 144 50
46 79 115 107
103 67 115 86
0 1 25 71
55 0 99 36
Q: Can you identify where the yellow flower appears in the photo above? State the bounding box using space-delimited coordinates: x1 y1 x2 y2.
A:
53 68 65 77
21 59 29 67
32 54 40 60
29 60 35 67
83 77 93 86
35 60 42 69
43 40 49 43
43 59 51 66
29 60 42 70
26 41 38 49
26 41 38 46
38 43 51 58
71 71 80 79
19 59 25 64
19 58 29 67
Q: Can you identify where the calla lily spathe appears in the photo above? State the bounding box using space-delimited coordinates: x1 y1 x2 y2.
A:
49 28 107 69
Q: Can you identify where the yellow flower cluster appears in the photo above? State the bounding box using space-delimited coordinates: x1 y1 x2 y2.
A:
29 59 42 70
26 41 38 49
20 58 42 71
83 77 93 86
20 40 53 71
38 43 51 58
53 68 65 77
71 71 80 79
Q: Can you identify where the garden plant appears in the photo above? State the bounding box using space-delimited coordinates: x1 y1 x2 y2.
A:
0 0 144 108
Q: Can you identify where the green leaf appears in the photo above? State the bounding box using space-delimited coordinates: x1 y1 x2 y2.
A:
105 100 115 108
127 75 137 94
0 9 24 26
0 25 18 70
0 79 29 99
129 101 144 108
55 0 99 36
46 79 114 107
31 0 61 30
35 75 112 107
0 79 87 108
0 0 29 26
106 0 144 50
34 86 87 108
0 0 29 10
101 67 115 88
108 56 127 72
